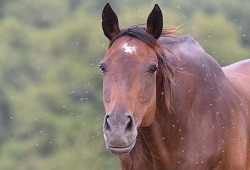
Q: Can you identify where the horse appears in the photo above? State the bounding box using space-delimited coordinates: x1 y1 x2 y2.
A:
100 3 250 170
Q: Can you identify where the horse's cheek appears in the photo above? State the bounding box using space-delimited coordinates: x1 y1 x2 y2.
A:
138 77 157 127
139 76 156 103
103 77 111 112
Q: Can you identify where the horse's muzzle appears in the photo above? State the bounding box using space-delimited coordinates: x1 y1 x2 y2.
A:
103 112 137 155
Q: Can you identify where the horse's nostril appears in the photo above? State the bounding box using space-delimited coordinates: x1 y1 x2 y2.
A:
125 115 134 132
104 115 111 131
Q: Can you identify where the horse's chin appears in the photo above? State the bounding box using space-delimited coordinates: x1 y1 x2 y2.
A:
106 140 136 155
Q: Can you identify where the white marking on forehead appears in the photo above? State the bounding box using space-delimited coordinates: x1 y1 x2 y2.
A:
122 43 136 54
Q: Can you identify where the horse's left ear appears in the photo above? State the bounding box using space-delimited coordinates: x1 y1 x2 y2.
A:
147 4 163 39
102 3 120 40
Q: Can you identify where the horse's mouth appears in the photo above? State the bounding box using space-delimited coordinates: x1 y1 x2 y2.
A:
106 140 136 155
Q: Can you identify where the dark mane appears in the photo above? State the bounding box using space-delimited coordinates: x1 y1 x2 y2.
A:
108 25 179 108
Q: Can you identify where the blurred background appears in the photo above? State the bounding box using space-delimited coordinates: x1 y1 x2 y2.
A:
0 0 249 169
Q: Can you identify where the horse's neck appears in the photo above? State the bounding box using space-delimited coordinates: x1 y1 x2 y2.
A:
134 107 184 169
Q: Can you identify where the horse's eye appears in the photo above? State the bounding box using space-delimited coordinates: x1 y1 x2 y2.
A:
100 64 107 73
148 64 158 74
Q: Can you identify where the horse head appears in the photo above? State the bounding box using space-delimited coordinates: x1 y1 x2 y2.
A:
101 3 170 155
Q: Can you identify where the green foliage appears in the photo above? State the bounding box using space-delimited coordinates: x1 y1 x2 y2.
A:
3 0 70 28
0 0 249 170
185 12 249 66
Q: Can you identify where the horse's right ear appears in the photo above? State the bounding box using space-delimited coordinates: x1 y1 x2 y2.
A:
102 3 120 40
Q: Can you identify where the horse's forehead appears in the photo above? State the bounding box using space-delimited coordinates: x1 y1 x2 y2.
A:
106 37 152 59
121 43 137 54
